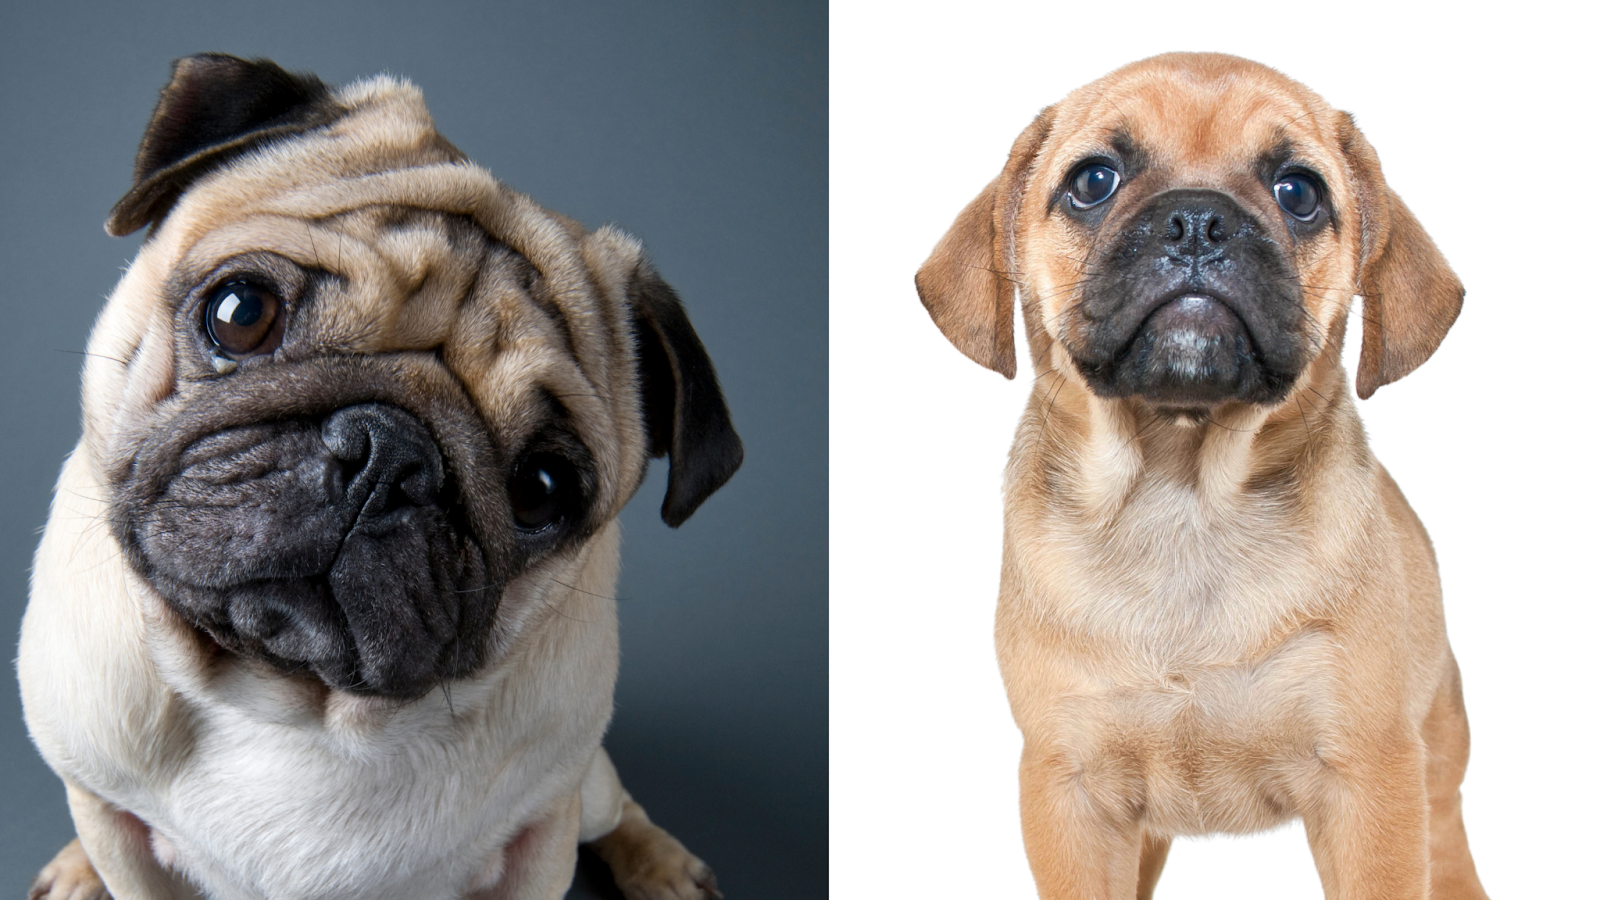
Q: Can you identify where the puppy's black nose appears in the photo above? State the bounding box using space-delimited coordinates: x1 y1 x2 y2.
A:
321 403 444 521
1155 189 1244 257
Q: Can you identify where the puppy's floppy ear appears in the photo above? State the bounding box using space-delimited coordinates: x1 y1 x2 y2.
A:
107 53 341 237
1337 112 1464 399
628 263 744 527
914 111 1053 379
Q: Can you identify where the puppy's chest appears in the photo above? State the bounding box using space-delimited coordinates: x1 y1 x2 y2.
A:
1021 477 1328 643
1059 631 1340 835
1012 480 1346 834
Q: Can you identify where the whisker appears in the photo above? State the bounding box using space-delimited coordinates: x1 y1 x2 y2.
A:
54 348 131 365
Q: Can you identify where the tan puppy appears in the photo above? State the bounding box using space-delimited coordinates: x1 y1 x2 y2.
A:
917 53 1488 899
20 55 739 900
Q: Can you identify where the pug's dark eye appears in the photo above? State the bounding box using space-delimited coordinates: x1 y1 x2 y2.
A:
1273 173 1321 221
205 281 282 357
509 452 581 533
1065 162 1120 209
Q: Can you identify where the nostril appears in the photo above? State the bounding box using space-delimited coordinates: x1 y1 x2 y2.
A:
396 459 441 507
1206 215 1229 243
1167 214 1185 241
335 454 365 492
324 426 371 491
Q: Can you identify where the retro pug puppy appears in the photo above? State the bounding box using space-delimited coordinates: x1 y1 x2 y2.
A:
917 53 1489 898
19 54 740 900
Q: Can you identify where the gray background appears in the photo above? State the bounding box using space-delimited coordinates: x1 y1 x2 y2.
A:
0 2 824 897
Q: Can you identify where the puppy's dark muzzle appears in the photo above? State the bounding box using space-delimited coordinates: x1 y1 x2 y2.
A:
1069 189 1307 407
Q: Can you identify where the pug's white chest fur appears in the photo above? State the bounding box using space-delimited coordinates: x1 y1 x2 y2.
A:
147 698 598 900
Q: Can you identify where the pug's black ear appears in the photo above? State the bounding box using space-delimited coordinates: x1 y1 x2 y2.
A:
629 264 743 527
107 53 340 237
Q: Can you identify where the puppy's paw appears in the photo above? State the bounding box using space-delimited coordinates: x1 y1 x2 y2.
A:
588 801 722 900
28 838 109 900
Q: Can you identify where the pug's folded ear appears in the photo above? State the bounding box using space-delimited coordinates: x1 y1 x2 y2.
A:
107 53 341 237
627 262 744 527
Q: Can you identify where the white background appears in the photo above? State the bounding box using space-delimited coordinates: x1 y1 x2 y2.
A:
830 1 1600 896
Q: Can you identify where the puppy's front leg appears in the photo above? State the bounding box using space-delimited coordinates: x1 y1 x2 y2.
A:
1018 741 1145 900
1302 739 1430 900
580 749 721 900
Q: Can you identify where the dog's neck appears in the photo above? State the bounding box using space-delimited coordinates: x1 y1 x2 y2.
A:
1033 340 1362 520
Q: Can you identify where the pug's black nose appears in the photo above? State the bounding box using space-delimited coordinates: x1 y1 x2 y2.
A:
321 404 444 520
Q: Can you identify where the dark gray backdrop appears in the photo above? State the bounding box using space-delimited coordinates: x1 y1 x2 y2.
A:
0 2 824 897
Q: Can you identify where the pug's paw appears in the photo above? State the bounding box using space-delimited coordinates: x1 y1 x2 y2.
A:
588 800 722 900
29 839 109 900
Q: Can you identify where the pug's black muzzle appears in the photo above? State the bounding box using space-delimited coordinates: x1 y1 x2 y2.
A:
113 357 520 700
1069 189 1308 407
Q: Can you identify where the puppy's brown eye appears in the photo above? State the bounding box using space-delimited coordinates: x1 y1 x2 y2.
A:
1065 162 1120 209
509 452 581 533
205 281 282 357
1274 173 1321 221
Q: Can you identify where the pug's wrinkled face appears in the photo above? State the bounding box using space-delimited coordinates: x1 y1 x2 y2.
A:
1019 60 1365 411
112 213 612 699
89 56 740 701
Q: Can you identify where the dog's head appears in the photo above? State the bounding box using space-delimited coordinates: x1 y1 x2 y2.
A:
87 55 741 700
917 52 1461 409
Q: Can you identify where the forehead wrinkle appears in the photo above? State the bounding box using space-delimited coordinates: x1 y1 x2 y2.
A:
179 216 350 282
456 186 620 397
453 335 571 453
328 217 471 352
437 233 619 468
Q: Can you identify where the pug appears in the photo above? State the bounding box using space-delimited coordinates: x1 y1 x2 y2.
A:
917 53 1490 898
19 53 740 900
